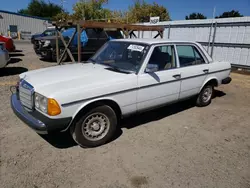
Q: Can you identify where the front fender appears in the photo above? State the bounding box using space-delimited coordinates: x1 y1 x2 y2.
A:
72 97 121 119
62 97 121 132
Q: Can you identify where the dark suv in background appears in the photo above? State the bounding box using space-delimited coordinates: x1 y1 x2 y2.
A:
31 28 56 44
33 28 123 62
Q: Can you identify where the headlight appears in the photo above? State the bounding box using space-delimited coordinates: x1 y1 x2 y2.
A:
43 40 50 47
34 93 48 113
34 92 61 116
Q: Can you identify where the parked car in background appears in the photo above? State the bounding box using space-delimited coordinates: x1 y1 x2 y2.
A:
31 28 56 44
0 42 10 68
0 35 16 52
33 28 123 62
11 39 232 148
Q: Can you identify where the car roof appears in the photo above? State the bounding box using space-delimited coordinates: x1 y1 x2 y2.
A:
111 38 198 45
45 28 56 31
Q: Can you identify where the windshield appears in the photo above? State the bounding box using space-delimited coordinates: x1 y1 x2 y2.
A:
43 29 56 36
90 41 149 73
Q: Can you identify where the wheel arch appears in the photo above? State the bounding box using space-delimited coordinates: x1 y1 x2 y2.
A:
200 77 219 92
65 98 122 131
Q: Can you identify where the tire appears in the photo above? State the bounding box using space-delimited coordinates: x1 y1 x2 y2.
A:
52 48 68 62
70 105 117 148
196 84 214 107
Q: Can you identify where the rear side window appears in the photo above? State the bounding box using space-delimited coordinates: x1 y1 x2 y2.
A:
85 29 107 39
176 45 205 67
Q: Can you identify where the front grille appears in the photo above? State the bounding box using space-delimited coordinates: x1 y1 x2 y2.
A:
34 40 44 50
19 80 34 111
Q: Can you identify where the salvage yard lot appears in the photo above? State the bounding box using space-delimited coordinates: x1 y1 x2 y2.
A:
0 42 249 188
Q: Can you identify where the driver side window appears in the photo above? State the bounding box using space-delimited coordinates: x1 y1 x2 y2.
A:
147 45 176 72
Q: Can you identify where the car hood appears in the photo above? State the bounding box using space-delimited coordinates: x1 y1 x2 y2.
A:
35 36 56 41
19 63 137 99
32 33 43 38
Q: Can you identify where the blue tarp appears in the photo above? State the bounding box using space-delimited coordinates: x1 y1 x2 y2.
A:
62 28 88 47
61 28 117 47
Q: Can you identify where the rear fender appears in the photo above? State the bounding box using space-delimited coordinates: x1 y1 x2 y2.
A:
200 76 219 92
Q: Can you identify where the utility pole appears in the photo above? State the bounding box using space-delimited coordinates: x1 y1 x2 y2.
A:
207 6 216 52
81 0 86 20
60 0 66 12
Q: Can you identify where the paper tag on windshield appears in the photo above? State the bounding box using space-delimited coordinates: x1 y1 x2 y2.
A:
127 45 144 52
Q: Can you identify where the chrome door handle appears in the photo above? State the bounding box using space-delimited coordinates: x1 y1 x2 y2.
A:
173 74 181 79
203 69 209 73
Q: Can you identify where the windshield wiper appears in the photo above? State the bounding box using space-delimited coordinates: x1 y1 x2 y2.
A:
105 64 134 74
87 58 96 64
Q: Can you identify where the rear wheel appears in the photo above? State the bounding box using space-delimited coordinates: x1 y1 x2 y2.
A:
196 84 214 107
71 105 117 148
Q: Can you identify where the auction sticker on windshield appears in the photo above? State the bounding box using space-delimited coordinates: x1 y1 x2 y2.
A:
127 44 145 52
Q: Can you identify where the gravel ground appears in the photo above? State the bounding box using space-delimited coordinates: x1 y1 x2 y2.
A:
0 43 250 188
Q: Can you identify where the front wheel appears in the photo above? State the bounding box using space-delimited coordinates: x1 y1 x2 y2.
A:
196 84 214 107
71 105 117 148
52 48 68 62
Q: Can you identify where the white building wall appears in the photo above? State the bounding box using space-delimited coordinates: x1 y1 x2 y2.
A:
0 10 50 36
138 17 250 67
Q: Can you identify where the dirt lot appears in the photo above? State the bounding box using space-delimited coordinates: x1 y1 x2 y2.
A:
0 43 249 188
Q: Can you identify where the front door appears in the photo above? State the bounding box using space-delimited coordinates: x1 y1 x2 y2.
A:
137 44 181 111
176 45 209 99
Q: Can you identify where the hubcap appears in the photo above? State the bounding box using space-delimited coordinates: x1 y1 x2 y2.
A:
202 87 212 103
81 113 110 141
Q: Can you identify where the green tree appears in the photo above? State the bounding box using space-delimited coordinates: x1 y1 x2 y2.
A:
215 10 243 18
127 0 170 23
185 13 207 20
54 0 170 23
72 0 110 20
18 0 63 19
53 12 72 22
109 10 128 23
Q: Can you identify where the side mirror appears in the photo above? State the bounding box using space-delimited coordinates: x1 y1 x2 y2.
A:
145 64 159 73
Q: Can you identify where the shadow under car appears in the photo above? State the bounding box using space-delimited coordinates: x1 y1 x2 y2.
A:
37 89 226 148
0 67 27 77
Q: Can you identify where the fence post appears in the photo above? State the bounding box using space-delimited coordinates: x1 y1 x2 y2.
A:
211 22 217 58
207 22 214 52
56 26 59 64
18 31 21 40
77 24 81 63
168 24 171 39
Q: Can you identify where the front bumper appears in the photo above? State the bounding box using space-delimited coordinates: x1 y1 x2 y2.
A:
33 42 52 59
34 48 52 59
11 93 72 134
7 45 16 52
31 38 35 44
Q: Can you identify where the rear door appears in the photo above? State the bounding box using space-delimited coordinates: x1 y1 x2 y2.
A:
176 44 209 99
